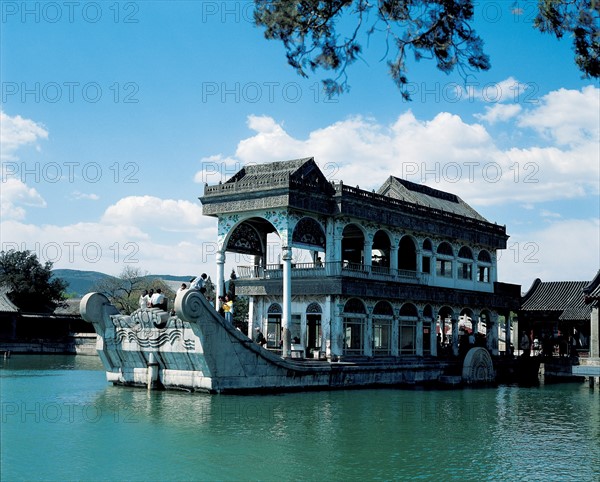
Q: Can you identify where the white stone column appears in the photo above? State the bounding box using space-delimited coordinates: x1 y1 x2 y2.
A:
472 311 480 335
216 251 225 310
390 242 399 273
247 297 255 334
391 315 399 356
452 318 459 357
590 307 599 358
282 246 293 358
324 295 333 358
330 298 343 360
364 313 373 357
487 312 499 356
491 252 498 283
416 315 424 356
363 237 372 268
504 312 511 355
430 319 437 356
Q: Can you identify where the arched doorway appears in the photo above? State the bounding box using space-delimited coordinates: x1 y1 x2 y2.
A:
306 302 322 357
266 303 282 349
399 303 418 355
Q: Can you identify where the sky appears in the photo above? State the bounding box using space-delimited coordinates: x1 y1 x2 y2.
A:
1 0 599 293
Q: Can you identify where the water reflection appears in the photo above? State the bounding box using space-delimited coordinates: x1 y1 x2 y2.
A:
2 355 599 481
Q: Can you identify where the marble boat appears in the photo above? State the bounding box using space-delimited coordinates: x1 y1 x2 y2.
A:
80 157 520 393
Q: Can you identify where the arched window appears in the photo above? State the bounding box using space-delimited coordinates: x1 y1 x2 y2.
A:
436 242 453 278
477 250 492 283
399 303 418 355
422 239 433 274
306 303 322 353
478 250 491 262
343 298 366 355
437 242 454 256
458 247 473 280
373 301 393 355
292 217 326 250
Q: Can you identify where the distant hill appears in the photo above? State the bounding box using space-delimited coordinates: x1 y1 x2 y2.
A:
52 269 193 298
52 269 115 297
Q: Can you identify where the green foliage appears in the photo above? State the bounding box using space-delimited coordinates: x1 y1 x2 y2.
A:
534 0 599 78
254 0 599 99
232 295 249 335
0 249 67 313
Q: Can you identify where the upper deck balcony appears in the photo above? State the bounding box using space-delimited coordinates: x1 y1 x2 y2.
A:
236 261 426 285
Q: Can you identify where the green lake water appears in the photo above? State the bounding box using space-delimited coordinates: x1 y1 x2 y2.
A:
1 355 599 481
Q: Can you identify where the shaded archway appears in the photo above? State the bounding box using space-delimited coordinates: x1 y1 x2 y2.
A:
306 302 323 355
292 217 327 267
398 236 417 271
372 230 392 269
341 224 365 265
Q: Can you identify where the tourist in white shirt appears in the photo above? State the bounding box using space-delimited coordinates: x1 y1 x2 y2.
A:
139 290 150 310
189 273 207 291
150 288 166 309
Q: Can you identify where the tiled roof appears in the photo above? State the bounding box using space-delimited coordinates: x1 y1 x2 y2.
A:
584 269 600 306
53 298 82 316
521 279 591 321
226 157 315 184
0 286 19 313
378 176 488 222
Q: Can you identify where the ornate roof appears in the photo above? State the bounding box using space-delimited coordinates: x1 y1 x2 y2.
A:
378 176 487 221
204 157 335 197
0 285 19 313
583 269 600 307
521 279 591 321
201 157 507 246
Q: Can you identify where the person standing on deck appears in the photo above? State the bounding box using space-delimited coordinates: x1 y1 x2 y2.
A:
224 294 234 323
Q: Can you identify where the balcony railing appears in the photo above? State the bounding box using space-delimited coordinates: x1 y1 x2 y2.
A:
236 261 423 284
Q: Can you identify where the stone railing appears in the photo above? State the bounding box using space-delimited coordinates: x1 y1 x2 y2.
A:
236 261 422 284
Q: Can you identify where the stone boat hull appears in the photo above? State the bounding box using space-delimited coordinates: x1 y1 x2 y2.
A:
80 291 490 393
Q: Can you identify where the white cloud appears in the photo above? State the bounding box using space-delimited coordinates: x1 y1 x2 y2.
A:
0 201 218 277
101 196 206 231
475 103 522 124
464 76 531 104
498 218 600 289
194 154 244 184
0 178 46 221
201 87 599 207
71 191 100 201
518 85 600 147
0 111 48 160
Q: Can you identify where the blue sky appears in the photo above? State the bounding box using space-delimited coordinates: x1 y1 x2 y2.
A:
1 1 599 291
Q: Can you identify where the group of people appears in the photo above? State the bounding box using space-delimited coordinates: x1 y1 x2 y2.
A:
138 288 168 311
138 273 209 313
520 330 580 359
